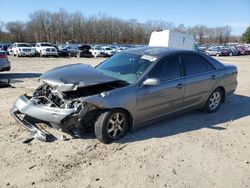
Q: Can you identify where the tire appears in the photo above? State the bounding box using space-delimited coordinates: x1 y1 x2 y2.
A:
204 88 222 113
94 109 129 144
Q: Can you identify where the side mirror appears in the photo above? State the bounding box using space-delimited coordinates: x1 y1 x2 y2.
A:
143 78 160 86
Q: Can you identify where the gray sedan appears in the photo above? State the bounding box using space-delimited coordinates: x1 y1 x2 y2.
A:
10 47 238 143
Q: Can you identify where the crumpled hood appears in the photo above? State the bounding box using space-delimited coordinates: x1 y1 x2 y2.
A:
40 63 119 92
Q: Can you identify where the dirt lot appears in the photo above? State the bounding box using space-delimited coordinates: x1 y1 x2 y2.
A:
0 55 250 188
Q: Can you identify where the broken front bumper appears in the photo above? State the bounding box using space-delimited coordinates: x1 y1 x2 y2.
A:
10 94 75 141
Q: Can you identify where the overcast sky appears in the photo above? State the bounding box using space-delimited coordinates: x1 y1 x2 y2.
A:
1 0 249 35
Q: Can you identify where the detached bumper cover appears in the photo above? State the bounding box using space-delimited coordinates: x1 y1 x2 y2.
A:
10 95 75 141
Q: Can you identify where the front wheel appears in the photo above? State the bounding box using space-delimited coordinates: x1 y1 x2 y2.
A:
204 89 222 113
94 110 129 144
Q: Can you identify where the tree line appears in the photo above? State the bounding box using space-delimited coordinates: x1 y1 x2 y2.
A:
0 9 241 45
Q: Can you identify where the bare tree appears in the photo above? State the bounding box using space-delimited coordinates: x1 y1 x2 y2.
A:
5 21 26 42
189 25 207 44
29 10 52 42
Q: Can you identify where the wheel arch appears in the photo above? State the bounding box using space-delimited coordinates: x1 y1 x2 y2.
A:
215 86 225 103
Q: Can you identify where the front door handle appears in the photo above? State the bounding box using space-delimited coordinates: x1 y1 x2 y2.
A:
176 83 184 89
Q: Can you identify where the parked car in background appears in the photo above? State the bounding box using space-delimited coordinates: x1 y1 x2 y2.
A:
101 46 116 57
10 47 237 143
52 45 69 57
222 47 240 56
219 48 230 56
12 43 35 57
237 46 250 55
35 43 58 57
198 46 207 53
76 45 93 58
29 43 36 47
0 44 11 52
0 50 11 72
205 47 222 56
7 45 13 55
90 46 103 57
60 44 79 57
116 47 128 53
108 45 118 53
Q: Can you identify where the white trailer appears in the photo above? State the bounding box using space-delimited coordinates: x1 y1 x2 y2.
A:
149 30 198 51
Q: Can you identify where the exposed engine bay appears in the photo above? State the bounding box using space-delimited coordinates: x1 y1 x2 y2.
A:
33 80 128 108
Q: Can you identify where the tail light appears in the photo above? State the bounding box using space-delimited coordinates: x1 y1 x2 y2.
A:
0 53 7 58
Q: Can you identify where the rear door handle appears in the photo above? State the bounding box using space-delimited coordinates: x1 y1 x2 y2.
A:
176 83 185 89
211 75 216 80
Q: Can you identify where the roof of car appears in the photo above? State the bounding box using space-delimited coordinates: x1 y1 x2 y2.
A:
125 46 196 58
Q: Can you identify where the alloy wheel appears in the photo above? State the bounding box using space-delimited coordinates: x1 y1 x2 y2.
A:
209 91 221 110
107 112 126 139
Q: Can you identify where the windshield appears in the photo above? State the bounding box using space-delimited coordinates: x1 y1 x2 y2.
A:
96 52 156 83
41 43 52 47
17 43 29 47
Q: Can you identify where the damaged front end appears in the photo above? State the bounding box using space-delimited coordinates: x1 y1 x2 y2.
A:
10 80 127 142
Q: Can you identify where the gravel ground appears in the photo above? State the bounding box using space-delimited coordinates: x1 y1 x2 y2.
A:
0 55 250 188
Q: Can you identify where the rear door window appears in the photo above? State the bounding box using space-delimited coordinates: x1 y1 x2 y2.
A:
182 53 215 76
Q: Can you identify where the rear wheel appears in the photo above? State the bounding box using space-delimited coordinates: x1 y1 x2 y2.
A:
94 109 129 144
204 88 222 113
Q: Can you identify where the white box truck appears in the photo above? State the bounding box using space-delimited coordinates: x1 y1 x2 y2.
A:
149 30 199 51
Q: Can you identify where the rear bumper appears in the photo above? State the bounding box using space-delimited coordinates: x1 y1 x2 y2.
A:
0 66 11 72
10 94 75 141
0 60 11 72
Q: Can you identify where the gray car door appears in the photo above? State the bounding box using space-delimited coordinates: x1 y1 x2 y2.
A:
137 55 185 124
181 53 217 110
